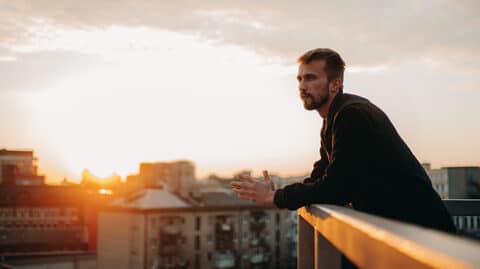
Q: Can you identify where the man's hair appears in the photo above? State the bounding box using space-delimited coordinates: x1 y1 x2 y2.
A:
297 48 345 91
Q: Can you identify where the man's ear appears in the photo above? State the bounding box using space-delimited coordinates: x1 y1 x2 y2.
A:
329 78 342 93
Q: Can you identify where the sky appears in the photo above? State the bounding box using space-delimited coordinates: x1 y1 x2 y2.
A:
0 1 479 183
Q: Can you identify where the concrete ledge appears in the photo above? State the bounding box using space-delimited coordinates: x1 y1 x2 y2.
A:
298 205 480 269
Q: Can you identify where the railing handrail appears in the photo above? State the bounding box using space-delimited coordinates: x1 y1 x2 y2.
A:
298 204 480 269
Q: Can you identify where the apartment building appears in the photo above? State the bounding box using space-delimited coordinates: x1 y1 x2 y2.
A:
98 188 297 269
424 164 480 235
0 186 97 253
0 149 44 186
127 160 196 199
424 164 480 199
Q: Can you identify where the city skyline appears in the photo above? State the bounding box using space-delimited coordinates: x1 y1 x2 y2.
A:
1 1 479 183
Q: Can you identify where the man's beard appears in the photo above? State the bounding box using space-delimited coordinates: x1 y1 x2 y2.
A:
302 90 329 110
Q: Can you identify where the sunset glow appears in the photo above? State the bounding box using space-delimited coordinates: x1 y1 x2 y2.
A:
98 188 113 195
1 2 479 183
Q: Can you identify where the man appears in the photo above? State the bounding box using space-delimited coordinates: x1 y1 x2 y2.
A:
230 48 455 232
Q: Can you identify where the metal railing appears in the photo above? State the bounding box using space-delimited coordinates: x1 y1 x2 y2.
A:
297 200 480 269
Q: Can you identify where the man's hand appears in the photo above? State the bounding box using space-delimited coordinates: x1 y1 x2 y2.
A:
230 170 275 206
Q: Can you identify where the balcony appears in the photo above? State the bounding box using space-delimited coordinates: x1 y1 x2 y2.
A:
297 199 480 269
214 250 235 269
249 246 270 265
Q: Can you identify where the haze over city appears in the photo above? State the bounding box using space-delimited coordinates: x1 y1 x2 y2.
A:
1 1 479 183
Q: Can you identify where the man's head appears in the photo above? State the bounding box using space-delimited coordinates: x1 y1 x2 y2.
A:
296 48 345 111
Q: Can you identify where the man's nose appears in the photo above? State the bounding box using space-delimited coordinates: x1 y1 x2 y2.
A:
299 85 307 94
298 80 307 92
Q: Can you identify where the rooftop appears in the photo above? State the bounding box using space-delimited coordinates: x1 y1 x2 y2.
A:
199 188 256 207
110 188 190 209
0 149 34 157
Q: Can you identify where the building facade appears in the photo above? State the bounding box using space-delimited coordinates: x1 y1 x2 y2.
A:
424 164 480 236
425 164 480 199
128 160 196 198
98 189 297 269
0 186 102 254
0 149 44 186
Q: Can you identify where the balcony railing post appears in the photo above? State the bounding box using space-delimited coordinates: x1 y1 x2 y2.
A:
298 214 314 269
315 230 341 269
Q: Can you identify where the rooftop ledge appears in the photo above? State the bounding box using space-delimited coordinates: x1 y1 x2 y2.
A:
297 201 480 269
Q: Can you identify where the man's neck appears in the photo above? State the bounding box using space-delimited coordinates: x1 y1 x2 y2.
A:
316 92 339 119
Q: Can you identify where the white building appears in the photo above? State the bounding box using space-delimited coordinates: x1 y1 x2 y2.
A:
424 163 480 200
427 167 450 199
423 163 480 235
98 188 297 269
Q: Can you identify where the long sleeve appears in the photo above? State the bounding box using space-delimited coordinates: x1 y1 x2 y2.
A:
302 147 329 184
274 107 371 210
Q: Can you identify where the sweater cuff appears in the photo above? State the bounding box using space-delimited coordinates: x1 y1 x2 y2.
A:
273 189 286 209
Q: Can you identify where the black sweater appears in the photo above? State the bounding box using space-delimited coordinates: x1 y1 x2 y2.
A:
274 92 456 233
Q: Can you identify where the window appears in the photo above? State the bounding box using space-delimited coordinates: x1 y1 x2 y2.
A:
195 253 201 269
206 234 213 245
195 216 201 231
195 235 200 250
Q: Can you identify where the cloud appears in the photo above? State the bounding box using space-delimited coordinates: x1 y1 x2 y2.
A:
1 0 478 180
0 50 107 92
0 0 478 68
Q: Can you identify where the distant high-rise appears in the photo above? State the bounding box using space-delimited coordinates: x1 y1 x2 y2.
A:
0 149 45 186
129 160 196 198
139 162 170 188
442 167 480 199
423 164 480 235
424 164 480 199
169 160 195 197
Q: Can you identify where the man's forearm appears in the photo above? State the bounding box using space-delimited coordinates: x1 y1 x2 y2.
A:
273 183 310 210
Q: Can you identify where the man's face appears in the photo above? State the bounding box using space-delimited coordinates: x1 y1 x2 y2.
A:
297 60 330 110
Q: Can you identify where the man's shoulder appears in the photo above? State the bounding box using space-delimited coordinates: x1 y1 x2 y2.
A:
340 93 371 109
337 93 387 120
334 94 371 120
333 105 369 126
334 94 393 136
332 97 376 132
